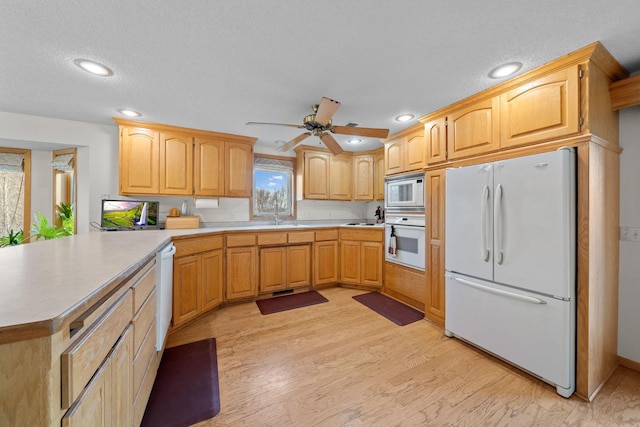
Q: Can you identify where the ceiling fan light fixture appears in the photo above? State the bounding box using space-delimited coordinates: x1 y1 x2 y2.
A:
348 138 362 144
117 108 141 117
74 59 113 76
395 114 414 122
488 62 522 79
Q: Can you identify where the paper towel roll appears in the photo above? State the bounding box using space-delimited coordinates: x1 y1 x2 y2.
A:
194 198 219 209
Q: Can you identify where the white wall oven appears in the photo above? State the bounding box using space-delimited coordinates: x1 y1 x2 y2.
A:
384 214 426 271
384 173 425 211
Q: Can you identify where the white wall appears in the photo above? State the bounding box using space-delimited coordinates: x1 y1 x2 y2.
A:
618 105 640 364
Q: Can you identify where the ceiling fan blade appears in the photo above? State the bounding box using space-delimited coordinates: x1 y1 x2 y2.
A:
320 132 344 156
246 121 305 129
331 125 390 139
277 132 311 151
314 97 341 126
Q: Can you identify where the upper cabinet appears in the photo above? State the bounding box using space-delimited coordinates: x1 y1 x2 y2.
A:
295 147 383 201
500 65 580 149
383 125 425 175
447 96 501 161
115 119 256 197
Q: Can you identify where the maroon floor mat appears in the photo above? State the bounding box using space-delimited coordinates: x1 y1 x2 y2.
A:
142 338 220 427
352 292 424 326
256 290 328 315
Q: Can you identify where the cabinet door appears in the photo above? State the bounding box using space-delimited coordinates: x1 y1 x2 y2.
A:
119 127 159 195
330 155 352 200
201 249 223 311
374 150 385 201
500 65 580 148
353 155 374 201
110 326 133 427
159 132 193 195
304 152 330 199
405 128 426 171
384 139 404 175
194 137 224 196
361 241 383 287
226 246 258 300
259 247 287 292
225 142 253 197
424 117 448 165
287 245 311 288
62 357 112 427
314 240 338 285
425 170 445 326
447 97 500 160
340 240 361 284
173 255 201 327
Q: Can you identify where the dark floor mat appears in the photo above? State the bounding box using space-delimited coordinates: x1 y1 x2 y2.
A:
352 292 424 326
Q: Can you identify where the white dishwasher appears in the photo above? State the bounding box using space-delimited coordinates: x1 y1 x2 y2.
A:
156 242 176 350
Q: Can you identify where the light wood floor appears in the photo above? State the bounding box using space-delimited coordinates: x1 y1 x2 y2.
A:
167 287 640 426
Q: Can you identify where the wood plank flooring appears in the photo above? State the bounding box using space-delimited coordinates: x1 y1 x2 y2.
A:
166 287 640 426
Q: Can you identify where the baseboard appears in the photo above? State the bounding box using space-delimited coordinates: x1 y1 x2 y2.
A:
618 355 640 373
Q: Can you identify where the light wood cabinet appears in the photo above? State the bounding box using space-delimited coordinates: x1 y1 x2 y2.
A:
119 126 160 195
194 137 224 196
353 154 374 201
259 244 311 293
500 65 580 148
302 151 331 199
314 229 339 286
172 235 224 328
383 125 425 175
374 149 385 200
424 116 447 165
447 96 500 160
425 169 446 326
330 154 353 200
115 119 256 198
339 228 383 287
226 233 259 301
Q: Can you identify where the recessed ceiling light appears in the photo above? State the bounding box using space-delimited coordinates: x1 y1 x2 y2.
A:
117 109 141 117
488 62 523 79
348 138 362 144
395 114 415 122
73 59 113 76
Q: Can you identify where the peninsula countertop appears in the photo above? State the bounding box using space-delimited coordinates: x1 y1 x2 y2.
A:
0 223 383 344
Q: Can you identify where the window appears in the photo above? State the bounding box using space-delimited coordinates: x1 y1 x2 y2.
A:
0 148 31 242
252 156 294 219
52 148 76 234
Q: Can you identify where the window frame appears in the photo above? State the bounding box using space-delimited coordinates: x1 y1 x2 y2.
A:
0 147 31 242
251 154 296 220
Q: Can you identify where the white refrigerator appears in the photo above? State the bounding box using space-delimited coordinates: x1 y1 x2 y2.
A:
444 149 576 397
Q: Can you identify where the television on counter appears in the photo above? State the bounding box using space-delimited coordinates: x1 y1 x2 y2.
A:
100 200 159 230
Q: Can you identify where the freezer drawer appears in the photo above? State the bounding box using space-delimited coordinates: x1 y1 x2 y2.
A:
444 272 575 397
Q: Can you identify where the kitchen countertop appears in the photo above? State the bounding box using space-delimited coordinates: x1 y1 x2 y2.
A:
0 223 384 344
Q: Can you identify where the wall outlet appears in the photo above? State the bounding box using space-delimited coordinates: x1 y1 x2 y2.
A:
100 193 110 199
620 226 640 242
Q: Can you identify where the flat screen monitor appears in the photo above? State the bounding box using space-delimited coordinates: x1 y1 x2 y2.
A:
100 200 159 230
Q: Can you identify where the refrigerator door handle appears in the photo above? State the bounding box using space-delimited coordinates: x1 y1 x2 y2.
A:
452 276 547 305
495 183 504 265
481 185 490 262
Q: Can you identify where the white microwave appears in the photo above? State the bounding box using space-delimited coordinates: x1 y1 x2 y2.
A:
385 173 425 211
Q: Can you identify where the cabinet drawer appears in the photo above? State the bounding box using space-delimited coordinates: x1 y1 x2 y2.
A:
288 231 314 243
133 289 156 355
315 229 338 241
257 232 287 245
174 235 223 257
340 228 384 242
132 264 156 314
61 290 133 409
133 319 156 397
133 349 160 427
226 233 256 247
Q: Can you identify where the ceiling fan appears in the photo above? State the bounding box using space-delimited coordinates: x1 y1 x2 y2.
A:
246 97 390 155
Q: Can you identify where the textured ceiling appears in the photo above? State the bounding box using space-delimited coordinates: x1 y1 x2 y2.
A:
2 0 640 153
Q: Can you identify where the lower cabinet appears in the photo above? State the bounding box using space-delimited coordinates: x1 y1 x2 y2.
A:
339 228 384 287
226 235 258 301
259 244 311 293
172 235 224 328
314 229 339 286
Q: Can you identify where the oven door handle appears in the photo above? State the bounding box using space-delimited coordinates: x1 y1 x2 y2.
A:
385 224 425 231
